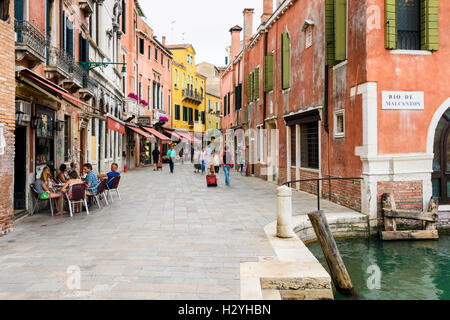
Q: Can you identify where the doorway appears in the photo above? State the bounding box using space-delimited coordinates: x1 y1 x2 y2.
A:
432 108 450 204
14 126 27 212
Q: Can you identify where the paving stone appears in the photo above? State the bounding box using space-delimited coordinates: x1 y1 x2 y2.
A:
0 164 356 299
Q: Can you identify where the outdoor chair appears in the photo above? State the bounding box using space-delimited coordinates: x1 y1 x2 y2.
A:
106 176 122 202
65 183 89 217
30 183 55 217
92 178 109 209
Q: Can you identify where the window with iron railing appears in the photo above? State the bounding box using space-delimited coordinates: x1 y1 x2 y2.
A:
301 121 319 169
397 0 421 50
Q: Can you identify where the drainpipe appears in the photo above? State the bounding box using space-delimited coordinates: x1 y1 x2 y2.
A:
324 65 329 133
263 31 268 129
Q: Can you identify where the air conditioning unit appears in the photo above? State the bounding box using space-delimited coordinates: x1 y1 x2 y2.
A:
15 100 31 122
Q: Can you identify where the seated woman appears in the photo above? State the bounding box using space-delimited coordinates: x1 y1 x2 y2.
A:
57 164 69 184
34 166 65 216
61 171 85 213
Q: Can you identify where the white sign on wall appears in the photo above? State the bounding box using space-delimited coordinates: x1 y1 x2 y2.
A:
0 124 5 155
382 91 424 110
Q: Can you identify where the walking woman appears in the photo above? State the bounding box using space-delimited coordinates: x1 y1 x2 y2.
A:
200 147 207 175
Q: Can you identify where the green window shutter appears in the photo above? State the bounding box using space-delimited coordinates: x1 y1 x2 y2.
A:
385 0 397 49
421 0 439 51
325 0 335 65
282 32 291 90
334 0 347 61
268 53 274 91
264 53 274 92
264 56 269 92
247 73 252 103
254 67 260 100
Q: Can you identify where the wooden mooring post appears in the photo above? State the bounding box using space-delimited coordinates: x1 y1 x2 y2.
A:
307 210 356 297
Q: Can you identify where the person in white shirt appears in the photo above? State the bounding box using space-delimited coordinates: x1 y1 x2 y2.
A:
212 151 220 175
200 147 207 175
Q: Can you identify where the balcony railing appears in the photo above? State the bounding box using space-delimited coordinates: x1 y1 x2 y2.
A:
71 61 86 86
47 46 72 76
182 89 203 104
14 20 47 64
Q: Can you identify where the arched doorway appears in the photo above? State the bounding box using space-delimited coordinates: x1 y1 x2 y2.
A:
432 108 450 204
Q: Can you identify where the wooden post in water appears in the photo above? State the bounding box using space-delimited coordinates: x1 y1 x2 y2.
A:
308 210 355 296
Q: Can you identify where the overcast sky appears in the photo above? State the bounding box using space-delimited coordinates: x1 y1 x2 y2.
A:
140 0 271 66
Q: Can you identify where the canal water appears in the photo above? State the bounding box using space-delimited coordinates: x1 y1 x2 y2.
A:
307 235 450 300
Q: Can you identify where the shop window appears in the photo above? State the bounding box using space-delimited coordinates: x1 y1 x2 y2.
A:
290 126 296 166
301 122 319 169
64 115 71 162
334 110 345 138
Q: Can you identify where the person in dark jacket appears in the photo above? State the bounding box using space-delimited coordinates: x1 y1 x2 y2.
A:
152 147 161 171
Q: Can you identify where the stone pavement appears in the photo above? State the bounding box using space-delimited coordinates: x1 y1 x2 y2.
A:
0 163 358 300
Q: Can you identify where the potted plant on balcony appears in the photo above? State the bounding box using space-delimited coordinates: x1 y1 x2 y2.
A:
127 93 139 101
139 99 148 107
159 116 169 123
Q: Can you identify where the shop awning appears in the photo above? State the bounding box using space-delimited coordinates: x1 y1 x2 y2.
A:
177 131 201 143
108 117 125 134
164 129 182 141
126 125 155 142
20 70 105 114
142 127 171 142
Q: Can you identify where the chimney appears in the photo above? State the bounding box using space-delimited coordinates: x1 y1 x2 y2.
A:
162 36 166 46
261 0 273 23
243 8 254 45
229 25 242 62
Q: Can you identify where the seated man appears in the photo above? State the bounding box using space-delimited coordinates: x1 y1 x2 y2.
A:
83 163 99 196
98 163 121 189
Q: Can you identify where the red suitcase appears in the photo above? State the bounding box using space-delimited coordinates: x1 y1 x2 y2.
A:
206 174 217 187
157 163 163 171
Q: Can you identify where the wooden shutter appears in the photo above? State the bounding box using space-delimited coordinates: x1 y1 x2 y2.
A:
282 32 291 89
325 0 335 65
264 53 274 92
334 0 347 61
247 73 252 103
254 67 260 100
385 0 397 49
421 0 439 51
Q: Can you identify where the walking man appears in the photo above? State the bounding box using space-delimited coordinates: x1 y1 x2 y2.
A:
221 146 233 186
167 146 176 173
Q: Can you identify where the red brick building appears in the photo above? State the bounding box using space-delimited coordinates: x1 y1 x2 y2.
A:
222 0 449 228
0 0 15 235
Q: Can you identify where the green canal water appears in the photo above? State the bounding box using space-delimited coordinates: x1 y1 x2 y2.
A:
307 235 450 300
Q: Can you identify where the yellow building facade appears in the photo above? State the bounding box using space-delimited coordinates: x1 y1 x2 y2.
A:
205 93 221 131
168 44 206 135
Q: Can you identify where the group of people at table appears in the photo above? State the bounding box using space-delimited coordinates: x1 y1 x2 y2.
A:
34 162 121 216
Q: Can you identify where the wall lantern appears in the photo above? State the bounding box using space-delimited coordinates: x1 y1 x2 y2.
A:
15 111 25 125
54 120 64 132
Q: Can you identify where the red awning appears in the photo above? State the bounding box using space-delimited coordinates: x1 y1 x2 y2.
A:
108 117 125 134
164 129 182 140
142 127 171 142
21 71 105 114
177 131 201 143
126 125 155 142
